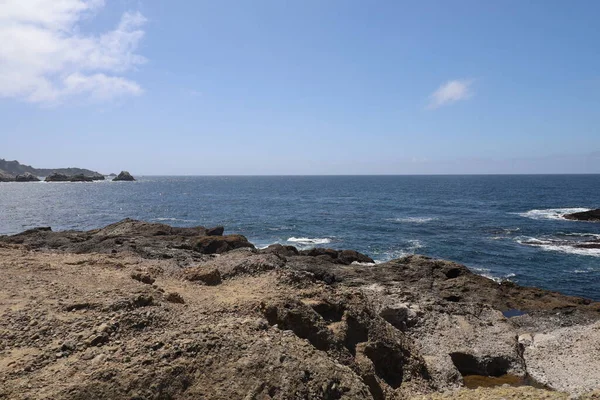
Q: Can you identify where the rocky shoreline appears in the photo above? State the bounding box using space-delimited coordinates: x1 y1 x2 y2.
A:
1 219 599 399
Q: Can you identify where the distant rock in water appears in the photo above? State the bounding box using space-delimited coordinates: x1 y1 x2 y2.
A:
45 173 70 182
0 158 102 178
69 174 95 182
113 171 136 181
45 172 105 182
0 169 15 182
564 209 600 222
15 172 40 182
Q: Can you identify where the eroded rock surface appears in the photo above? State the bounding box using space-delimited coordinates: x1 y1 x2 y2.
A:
1 219 599 399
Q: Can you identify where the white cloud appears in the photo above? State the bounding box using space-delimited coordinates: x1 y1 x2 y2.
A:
427 79 474 109
0 0 146 105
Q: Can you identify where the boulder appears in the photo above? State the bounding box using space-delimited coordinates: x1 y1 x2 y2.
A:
15 172 40 182
45 173 70 182
260 244 300 257
113 171 136 181
194 234 255 254
564 209 600 222
183 267 222 285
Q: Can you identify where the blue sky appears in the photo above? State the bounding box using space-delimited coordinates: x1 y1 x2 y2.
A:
1 0 599 174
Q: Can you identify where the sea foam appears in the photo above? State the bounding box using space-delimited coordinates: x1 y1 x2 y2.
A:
287 237 332 245
516 208 590 220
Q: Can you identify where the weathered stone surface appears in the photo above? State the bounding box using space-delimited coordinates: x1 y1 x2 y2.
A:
0 221 599 400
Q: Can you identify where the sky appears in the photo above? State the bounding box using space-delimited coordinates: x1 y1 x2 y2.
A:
1 0 599 175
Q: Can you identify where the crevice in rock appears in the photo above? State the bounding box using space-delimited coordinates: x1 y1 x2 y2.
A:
311 302 345 323
363 341 405 389
449 352 510 377
343 315 369 356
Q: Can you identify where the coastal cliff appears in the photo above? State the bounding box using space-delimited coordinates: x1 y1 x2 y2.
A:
0 219 598 399
0 159 103 179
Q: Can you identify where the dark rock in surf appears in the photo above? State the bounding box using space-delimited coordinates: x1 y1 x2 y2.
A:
564 209 600 222
45 173 70 182
15 173 40 182
113 171 136 181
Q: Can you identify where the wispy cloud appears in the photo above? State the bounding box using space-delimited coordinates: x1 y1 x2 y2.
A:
427 79 474 109
0 0 147 105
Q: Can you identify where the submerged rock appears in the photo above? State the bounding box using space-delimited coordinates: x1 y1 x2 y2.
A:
113 171 136 181
564 208 600 222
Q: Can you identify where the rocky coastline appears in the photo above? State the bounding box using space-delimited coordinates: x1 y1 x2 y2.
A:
0 219 599 399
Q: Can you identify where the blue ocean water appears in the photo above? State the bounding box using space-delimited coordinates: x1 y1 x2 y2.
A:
1 175 599 300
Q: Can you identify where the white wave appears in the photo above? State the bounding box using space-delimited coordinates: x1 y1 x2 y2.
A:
351 261 377 266
516 236 600 257
516 207 590 220
373 239 425 263
153 217 197 223
287 237 332 245
388 217 436 224
559 232 600 239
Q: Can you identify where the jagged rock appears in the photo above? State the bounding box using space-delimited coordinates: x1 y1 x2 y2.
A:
112 171 136 181
299 248 374 265
15 172 40 182
260 243 300 257
194 234 255 254
564 208 600 222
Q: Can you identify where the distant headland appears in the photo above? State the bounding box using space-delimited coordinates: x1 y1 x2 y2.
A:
0 159 135 182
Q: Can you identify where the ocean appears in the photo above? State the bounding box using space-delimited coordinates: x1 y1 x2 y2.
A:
1 175 599 300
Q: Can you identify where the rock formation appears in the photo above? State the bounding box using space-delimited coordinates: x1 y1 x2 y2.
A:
0 169 15 182
14 172 40 182
0 219 599 399
113 171 136 181
564 208 600 222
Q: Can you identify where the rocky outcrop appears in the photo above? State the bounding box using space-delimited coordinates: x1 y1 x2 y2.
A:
1 220 599 399
45 172 106 182
0 169 15 182
0 158 103 177
564 208 600 222
112 171 135 181
194 234 255 254
15 172 40 182
45 172 70 182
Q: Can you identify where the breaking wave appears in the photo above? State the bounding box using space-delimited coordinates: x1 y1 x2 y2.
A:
516 236 600 257
287 237 332 245
516 208 590 221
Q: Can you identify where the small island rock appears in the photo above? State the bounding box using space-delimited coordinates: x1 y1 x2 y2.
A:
15 173 40 182
45 173 70 182
113 171 136 181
